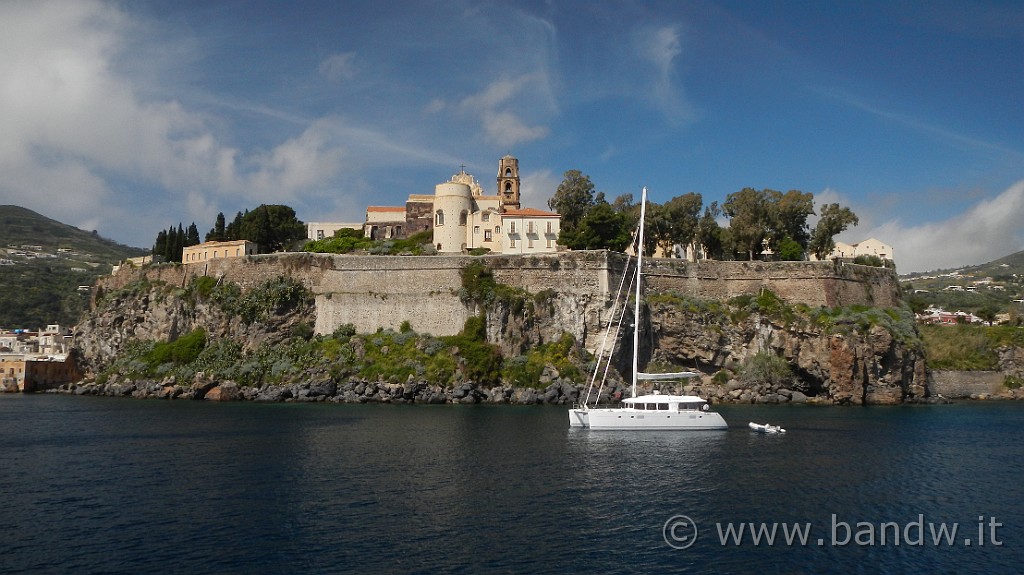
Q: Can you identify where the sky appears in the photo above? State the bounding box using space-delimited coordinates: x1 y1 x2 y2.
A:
1 0 1023 274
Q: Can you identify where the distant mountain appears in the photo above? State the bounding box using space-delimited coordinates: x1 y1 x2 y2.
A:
899 250 1024 318
0 205 148 329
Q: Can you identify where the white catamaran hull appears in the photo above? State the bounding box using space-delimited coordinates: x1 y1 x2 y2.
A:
569 408 727 430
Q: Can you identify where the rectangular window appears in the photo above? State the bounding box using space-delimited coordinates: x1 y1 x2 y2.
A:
474 226 480 235
484 230 492 242
495 226 500 234
547 238 552 248
528 237 533 248
510 238 516 248
546 221 552 234
317 230 325 240
528 221 535 234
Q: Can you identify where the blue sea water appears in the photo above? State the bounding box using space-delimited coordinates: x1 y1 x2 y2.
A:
1 395 1022 574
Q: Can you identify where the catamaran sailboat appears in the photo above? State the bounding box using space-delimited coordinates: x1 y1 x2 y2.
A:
567 187 728 431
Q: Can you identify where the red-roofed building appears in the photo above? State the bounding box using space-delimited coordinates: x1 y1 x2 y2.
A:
349 156 562 254
365 206 408 240
501 208 561 254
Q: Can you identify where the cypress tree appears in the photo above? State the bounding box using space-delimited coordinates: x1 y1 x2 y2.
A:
153 230 167 258
186 222 200 246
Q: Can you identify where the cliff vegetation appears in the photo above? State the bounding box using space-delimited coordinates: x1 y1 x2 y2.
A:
70 262 927 405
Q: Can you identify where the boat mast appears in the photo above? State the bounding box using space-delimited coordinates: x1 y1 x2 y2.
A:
631 187 648 398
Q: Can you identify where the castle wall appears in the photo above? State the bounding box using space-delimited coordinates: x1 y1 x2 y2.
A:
95 252 900 341
643 258 900 308
928 370 1004 398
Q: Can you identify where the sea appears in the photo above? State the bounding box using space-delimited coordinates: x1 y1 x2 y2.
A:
1 395 1021 575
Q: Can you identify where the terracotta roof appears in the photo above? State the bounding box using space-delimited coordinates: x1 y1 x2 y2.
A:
366 206 406 213
501 208 560 217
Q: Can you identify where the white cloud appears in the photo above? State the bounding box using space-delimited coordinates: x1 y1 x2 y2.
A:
634 25 694 121
0 1 359 246
521 169 561 210
863 181 1024 273
319 52 357 83
241 119 346 203
424 98 447 114
459 75 552 146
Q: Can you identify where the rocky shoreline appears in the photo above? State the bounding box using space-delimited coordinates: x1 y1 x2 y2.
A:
40 370 982 405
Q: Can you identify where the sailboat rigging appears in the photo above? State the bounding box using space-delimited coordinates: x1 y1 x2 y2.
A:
568 187 728 430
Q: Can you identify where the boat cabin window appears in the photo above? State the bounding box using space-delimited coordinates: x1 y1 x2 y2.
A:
657 403 668 410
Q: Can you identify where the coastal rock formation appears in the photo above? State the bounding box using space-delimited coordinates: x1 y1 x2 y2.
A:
646 300 927 405
54 374 603 406
70 260 928 405
74 280 315 377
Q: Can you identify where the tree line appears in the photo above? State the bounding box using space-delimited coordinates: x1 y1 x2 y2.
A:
547 170 859 261
152 205 306 263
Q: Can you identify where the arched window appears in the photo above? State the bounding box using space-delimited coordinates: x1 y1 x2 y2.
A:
436 243 442 251
435 210 444 226
459 210 468 226
505 168 512 177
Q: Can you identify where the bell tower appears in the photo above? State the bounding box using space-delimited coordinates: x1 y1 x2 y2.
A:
496 155 521 211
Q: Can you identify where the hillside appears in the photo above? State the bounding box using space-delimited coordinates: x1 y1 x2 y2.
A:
0 205 147 329
899 250 1024 321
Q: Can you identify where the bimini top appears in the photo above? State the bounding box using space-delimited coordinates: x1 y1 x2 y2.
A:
636 371 700 381
622 393 709 406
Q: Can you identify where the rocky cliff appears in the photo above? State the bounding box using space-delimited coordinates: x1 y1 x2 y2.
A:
68 266 929 405
645 299 927 405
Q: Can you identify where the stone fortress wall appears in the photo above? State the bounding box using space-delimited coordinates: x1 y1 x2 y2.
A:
96 252 901 344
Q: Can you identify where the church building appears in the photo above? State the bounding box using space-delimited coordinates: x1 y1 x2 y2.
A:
364 156 561 254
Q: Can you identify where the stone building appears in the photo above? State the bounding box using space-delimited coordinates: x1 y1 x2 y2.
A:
812 237 894 263
0 354 81 392
307 222 362 241
182 240 258 264
360 155 561 254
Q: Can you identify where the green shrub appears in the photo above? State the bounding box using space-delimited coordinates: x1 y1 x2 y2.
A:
229 276 311 323
853 254 884 267
291 321 315 340
332 323 357 339
460 261 498 305
711 369 731 385
189 275 219 300
439 316 502 384
738 352 792 388
501 333 583 388
144 329 206 370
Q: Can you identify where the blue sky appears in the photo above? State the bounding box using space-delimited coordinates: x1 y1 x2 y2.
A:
2 0 1023 273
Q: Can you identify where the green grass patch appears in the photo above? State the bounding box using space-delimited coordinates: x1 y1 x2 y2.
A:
920 324 1024 370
